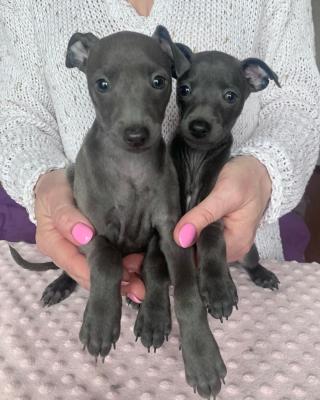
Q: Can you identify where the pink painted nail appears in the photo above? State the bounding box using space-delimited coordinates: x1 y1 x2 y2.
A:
72 223 94 245
178 223 197 248
127 293 142 304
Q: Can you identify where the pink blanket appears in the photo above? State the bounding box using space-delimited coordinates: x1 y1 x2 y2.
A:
1 242 319 399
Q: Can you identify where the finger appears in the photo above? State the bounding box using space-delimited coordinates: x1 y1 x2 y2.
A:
173 189 234 248
52 202 95 246
122 253 144 273
121 274 145 301
122 269 130 282
37 229 90 289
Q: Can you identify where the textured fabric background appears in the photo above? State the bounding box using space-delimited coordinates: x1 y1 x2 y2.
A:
0 186 36 244
1 242 320 400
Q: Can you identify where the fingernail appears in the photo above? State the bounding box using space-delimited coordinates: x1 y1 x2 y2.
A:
121 280 130 286
127 293 142 304
178 223 197 248
72 223 94 245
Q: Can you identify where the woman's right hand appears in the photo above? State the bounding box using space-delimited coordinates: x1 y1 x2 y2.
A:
34 169 145 302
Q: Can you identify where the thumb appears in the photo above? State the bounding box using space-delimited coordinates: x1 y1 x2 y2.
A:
173 188 234 248
52 201 95 246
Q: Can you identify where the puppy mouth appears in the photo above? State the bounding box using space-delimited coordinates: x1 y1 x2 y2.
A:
184 136 213 150
124 137 159 152
179 126 228 151
125 143 153 152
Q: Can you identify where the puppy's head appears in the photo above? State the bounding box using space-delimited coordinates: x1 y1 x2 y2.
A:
179 51 280 149
155 34 280 149
66 29 175 152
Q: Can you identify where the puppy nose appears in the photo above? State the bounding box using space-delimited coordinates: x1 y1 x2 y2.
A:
189 119 211 138
124 127 150 146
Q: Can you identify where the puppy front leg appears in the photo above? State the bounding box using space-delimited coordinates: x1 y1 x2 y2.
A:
80 235 122 361
158 228 226 399
197 221 238 321
134 234 171 351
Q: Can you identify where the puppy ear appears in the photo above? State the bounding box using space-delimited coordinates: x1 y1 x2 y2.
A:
152 25 191 79
175 43 193 61
241 58 281 92
66 32 99 72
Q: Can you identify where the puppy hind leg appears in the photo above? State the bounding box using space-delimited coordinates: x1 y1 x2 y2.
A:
242 244 280 290
134 234 171 350
41 272 77 306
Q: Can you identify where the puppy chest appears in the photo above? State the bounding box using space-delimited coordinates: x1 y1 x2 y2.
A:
103 206 154 252
183 152 209 212
185 183 201 212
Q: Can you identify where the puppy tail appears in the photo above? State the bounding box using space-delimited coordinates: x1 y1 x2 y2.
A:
9 245 59 271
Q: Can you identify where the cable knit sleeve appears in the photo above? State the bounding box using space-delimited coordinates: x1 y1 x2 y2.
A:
0 3 68 222
232 0 320 223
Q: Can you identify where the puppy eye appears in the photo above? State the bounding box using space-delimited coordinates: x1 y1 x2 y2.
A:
178 84 192 97
152 75 166 89
96 78 110 93
223 90 238 104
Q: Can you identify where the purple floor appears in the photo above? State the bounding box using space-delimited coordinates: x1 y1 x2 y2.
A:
0 186 36 244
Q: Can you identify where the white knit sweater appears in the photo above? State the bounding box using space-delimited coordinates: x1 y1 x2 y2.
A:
1 0 320 260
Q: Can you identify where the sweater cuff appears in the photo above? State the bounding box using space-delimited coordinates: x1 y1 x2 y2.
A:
231 144 285 224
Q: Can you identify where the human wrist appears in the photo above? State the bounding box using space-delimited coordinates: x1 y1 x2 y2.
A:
34 169 67 197
248 155 271 191
231 155 272 209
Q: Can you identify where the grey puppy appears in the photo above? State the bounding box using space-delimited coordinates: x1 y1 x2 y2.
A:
157 28 280 322
11 28 227 398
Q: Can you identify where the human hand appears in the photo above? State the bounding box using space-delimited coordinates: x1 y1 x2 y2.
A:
34 169 145 301
173 156 272 262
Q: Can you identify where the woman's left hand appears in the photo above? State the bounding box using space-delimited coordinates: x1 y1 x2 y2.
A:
173 156 272 262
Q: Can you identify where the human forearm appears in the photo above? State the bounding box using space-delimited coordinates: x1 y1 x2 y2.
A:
232 89 320 223
0 125 68 222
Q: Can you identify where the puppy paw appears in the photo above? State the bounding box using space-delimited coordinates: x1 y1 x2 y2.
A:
181 325 227 398
200 269 238 321
248 264 280 290
80 297 121 361
134 294 171 351
41 273 77 307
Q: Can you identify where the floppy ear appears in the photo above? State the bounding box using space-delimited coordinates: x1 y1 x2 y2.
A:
66 32 99 72
241 58 281 92
152 25 191 79
175 43 193 61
